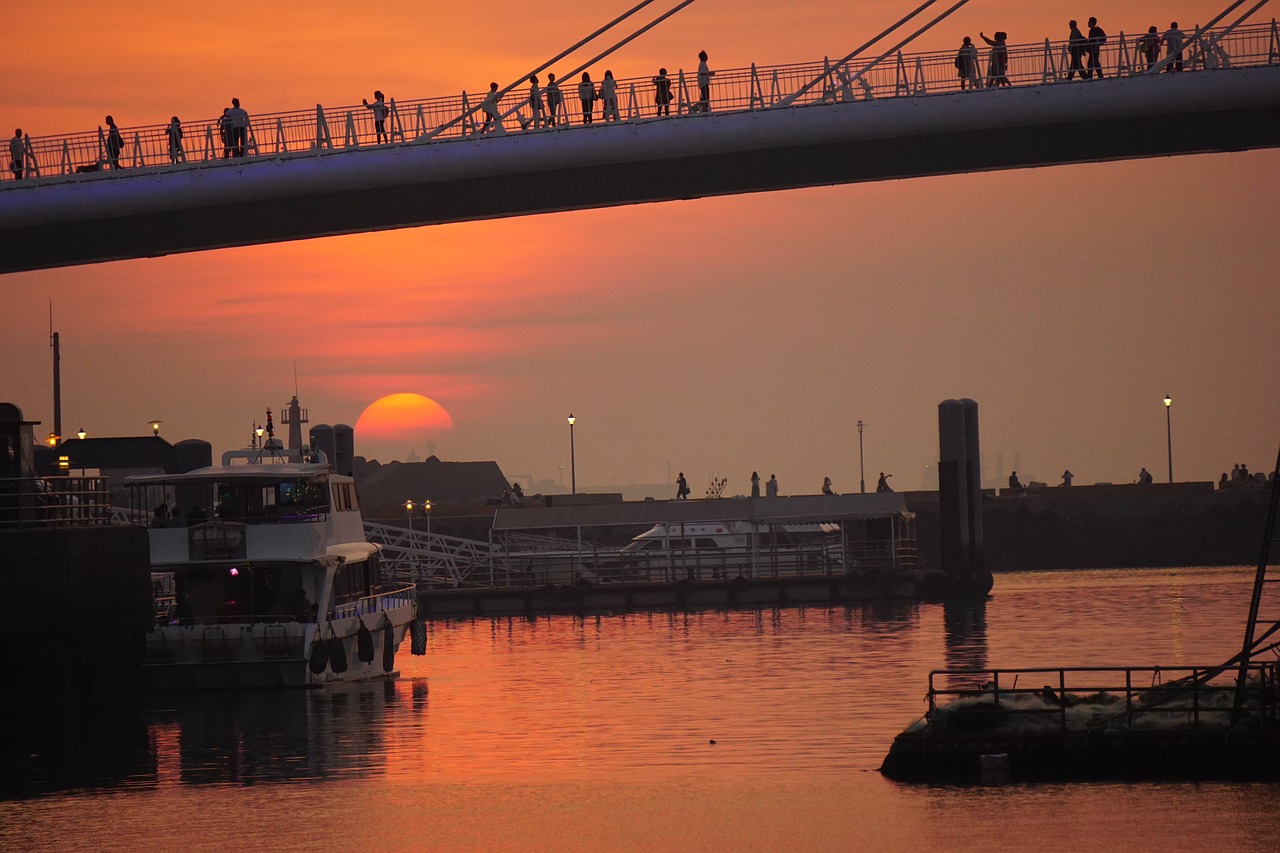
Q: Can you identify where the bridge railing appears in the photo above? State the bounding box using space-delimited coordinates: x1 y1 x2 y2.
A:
5 21 1277 183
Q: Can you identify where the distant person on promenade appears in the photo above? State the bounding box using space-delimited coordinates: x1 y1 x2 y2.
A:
1138 26 1161 72
1086 17 1107 79
226 98 249 157
696 50 714 113
480 83 502 134
980 32 1010 88
652 68 673 116
545 73 563 126
600 70 620 122
1008 471 1022 489
528 75 545 129
363 91 389 143
955 37 980 90
1067 20 1088 81
877 472 893 493
9 129 23 180
1164 23 1186 72
676 472 689 500
1061 469 1074 487
766 474 779 498
751 471 761 498
512 482 524 502
105 115 123 169
577 72 597 125
1137 467 1153 485
822 476 834 495
166 116 185 164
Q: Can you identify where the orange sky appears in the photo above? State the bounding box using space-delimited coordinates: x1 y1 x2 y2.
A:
3 1 1278 493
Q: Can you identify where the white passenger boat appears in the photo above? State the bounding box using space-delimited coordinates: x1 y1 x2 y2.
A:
126 443 419 690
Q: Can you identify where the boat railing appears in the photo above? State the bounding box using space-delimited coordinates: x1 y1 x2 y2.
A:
925 663 1280 731
332 583 418 620
0 475 113 527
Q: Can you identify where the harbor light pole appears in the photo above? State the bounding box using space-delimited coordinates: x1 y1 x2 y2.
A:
423 499 432 573
857 420 866 494
405 500 416 577
567 413 577 495
1164 395 1173 483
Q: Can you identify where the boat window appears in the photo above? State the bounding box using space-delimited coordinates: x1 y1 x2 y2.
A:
331 482 357 512
694 538 720 549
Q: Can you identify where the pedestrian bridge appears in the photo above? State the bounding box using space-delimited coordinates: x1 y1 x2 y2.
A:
2 16 1278 274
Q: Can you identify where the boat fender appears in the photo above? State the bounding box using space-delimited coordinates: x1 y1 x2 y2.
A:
410 619 428 656
356 618 375 663
327 631 349 674
382 615 395 672
309 634 329 674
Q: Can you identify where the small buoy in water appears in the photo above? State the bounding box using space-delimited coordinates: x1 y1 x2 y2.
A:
709 739 716 745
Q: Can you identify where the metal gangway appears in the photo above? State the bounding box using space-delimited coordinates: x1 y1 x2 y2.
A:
363 521 495 588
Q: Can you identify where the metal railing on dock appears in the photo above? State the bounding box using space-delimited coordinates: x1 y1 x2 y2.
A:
926 663 1280 731
0 476 113 527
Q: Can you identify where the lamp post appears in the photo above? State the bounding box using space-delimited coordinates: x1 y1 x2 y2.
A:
857 420 866 494
77 428 86 440
405 500 416 578
1164 395 1173 484
423 499 432 573
567 413 577 495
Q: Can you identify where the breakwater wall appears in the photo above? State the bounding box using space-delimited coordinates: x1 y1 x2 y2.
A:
906 483 1271 571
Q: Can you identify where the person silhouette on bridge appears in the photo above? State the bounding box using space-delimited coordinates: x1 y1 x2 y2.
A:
1008 471 1022 490
1086 17 1107 79
652 68 673 116
9 129 23 180
751 471 761 498
980 32 1010 88
766 474 779 498
527 75 545 129
955 37 980 90
1138 467 1153 485
104 115 123 169
696 50 714 113
1061 469 1074 487
578 73 597 124
363 91 389 143
545 73 563 126
877 472 893 493
1138 26 1161 72
480 83 502 134
1067 20 1088 81
1164 23 1186 72
226 98 250 157
601 70 620 122
167 116 185 164
676 472 689 500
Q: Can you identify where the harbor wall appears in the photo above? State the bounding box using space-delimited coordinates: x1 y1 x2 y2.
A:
906 484 1273 571
0 526 153 700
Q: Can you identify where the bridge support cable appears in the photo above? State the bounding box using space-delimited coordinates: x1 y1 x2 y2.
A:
1148 0 1270 73
427 0 696 140
775 0 970 108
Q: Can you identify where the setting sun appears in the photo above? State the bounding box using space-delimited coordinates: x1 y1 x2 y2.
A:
355 393 455 446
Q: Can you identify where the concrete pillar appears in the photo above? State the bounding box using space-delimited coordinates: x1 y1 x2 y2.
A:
938 399 969 574
961 398 984 573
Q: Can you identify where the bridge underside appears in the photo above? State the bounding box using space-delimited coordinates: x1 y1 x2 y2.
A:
3 70 1279 273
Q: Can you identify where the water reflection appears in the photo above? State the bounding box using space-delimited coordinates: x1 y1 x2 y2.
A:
942 597 990 691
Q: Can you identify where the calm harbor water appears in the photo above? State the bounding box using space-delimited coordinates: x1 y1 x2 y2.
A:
4 566 1280 851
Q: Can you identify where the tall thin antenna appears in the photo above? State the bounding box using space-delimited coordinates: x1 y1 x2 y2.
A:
49 300 62 444
293 361 299 397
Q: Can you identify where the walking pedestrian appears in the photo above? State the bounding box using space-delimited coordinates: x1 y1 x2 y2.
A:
955 37 981 90
166 116 185 164
980 32 1010 88
696 50 714 112
226 97 249 157
1086 17 1107 79
652 67 673 116
105 115 123 169
676 472 689 500
545 73 563 126
600 70 619 122
362 90 389 143
577 72 596 124
480 82 501 134
1067 20 1088 80
8 129 23 180
528 75 545 129
1164 22 1186 72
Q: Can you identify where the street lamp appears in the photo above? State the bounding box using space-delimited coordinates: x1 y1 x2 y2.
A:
567 413 577 495
423 499 433 572
405 500 416 577
149 420 162 437
857 420 866 494
77 428 86 440
1164 395 1173 484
